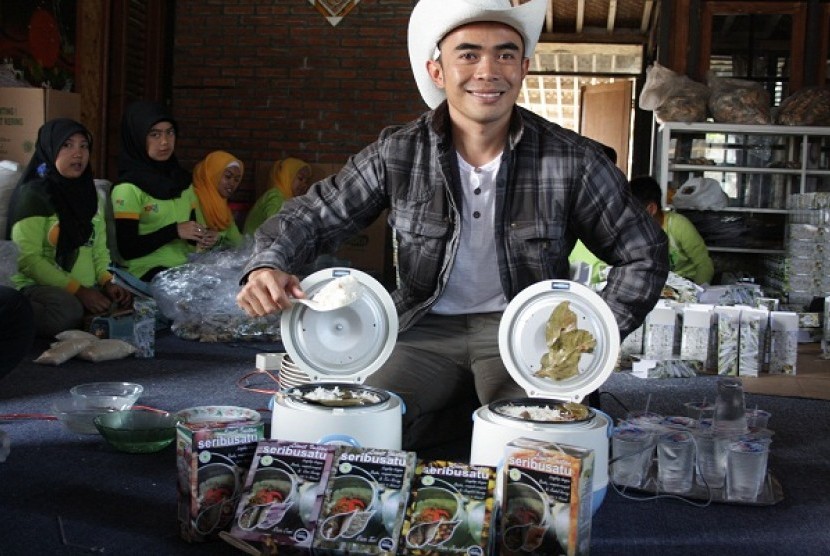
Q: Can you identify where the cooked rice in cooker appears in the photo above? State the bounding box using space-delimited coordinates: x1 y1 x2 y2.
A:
497 402 590 422
303 386 381 404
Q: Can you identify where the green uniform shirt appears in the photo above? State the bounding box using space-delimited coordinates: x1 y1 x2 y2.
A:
194 203 243 250
11 197 113 293
664 210 714 284
243 188 286 236
111 181 199 279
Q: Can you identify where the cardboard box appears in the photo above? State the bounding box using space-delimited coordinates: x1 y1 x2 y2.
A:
399 460 497 555
228 441 336 553
643 301 677 359
0 87 81 165
312 446 417 555
176 417 265 542
769 311 798 375
501 438 594 556
681 304 716 370
739 307 769 377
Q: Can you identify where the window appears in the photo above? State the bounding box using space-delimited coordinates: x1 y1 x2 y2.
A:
518 42 642 131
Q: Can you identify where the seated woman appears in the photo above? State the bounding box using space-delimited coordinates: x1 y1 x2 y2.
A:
7 118 132 338
111 100 206 282
192 150 244 250
629 175 714 285
243 157 311 235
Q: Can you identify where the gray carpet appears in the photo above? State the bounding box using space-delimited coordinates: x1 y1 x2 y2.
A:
1 332 828 555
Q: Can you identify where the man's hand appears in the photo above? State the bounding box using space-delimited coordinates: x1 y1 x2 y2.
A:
236 268 304 317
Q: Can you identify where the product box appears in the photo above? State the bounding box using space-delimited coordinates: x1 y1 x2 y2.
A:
89 311 134 341
176 418 265 542
0 87 81 165
680 304 715 370
769 311 799 375
643 301 676 359
715 306 742 376
312 446 417 555
619 324 643 359
399 460 497 555
501 438 594 556
228 441 336 553
132 296 156 358
739 307 769 377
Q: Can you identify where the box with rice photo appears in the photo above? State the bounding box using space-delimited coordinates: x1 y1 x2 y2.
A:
501 438 594 556
312 446 417 555
400 460 497 555
176 413 264 542
228 440 336 553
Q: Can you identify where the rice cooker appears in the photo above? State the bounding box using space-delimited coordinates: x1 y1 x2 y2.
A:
271 268 402 449
470 280 619 513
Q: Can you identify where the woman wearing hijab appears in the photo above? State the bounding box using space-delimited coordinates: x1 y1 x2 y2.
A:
7 118 131 337
242 157 311 235
192 150 244 250
111 100 204 281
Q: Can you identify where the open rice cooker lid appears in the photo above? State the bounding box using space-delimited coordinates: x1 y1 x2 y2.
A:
498 280 619 402
281 268 398 384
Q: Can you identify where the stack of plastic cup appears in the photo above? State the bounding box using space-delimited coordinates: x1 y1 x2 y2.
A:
726 438 772 502
611 426 655 488
657 431 696 493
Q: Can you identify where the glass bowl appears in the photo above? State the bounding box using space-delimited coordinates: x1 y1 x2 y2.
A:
53 399 116 435
70 382 144 411
94 410 180 453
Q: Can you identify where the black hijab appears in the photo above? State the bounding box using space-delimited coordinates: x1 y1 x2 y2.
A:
7 118 98 271
117 100 191 200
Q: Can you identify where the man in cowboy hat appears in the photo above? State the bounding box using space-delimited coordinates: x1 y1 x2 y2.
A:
238 0 668 450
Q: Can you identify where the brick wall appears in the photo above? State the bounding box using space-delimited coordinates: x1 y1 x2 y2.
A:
171 0 424 204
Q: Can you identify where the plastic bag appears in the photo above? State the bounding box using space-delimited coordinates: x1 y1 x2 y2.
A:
707 73 771 124
775 87 830 126
671 177 728 210
150 242 281 342
34 338 96 365
639 63 709 122
77 339 136 362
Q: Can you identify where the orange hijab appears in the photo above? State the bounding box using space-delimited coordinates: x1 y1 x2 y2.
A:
193 150 244 231
269 157 310 199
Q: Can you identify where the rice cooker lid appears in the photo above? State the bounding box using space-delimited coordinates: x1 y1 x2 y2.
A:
498 280 619 402
281 268 398 383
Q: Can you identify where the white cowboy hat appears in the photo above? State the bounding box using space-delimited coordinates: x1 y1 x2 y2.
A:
408 0 547 109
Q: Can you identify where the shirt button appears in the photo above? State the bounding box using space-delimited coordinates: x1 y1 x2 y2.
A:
474 167 482 174
474 188 481 195
473 211 481 219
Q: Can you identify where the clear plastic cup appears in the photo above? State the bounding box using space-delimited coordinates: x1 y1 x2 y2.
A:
625 410 664 432
713 377 748 436
683 401 715 421
745 408 771 430
693 429 727 488
611 427 655 488
661 415 697 431
657 431 696 493
726 439 771 502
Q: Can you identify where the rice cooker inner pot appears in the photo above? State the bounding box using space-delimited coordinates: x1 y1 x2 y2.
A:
488 397 595 426
285 382 391 409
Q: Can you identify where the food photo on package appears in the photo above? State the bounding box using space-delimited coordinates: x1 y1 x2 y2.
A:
400 460 497 556
312 447 417 555
228 441 336 553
